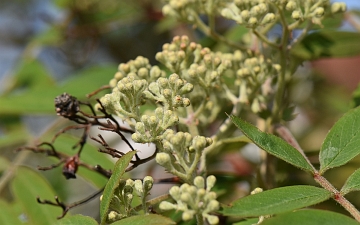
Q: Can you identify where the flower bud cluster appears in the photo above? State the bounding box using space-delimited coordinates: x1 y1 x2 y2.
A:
221 1 276 28
131 108 179 143
236 55 281 113
156 130 212 176
156 35 204 74
159 175 219 224
100 73 147 119
109 56 166 88
156 36 231 91
105 176 155 223
162 0 230 22
186 51 231 92
143 73 193 110
282 0 347 25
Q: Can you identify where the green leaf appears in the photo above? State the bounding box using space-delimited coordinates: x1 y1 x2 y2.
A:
55 215 98 225
100 151 137 225
351 83 360 108
221 185 331 217
341 168 360 195
319 106 360 173
111 214 176 225
0 200 24 225
11 166 61 225
0 65 115 115
0 156 10 172
260 209 359 225
229 115 314 172
233 218 260 225
291 31 360 61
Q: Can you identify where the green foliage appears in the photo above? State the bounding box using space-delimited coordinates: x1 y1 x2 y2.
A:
259 210 359 225
320 106 360 173
111 214 175 225
100 151 137 224
291 31 360 60
11 167 61 225
229 115 315 172
222 186 331 217
54 215 98 225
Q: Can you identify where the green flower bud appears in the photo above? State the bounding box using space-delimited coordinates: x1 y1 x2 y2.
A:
135 122 146 134
197 188 206 198
291 10 302 20
194 176 205 189
179 83 194 94
158 77 168 89
180 192 191 203
182 98 191 107
248 17 258 26
119 63 130 73
143 176 154 192
206 175 216 190
138 68 149 78
150 66 164 79
261 13 275 24
182 211 194 221
163 89 172 99
207 200 220 211
156 152 171 166
196 65 207 75
258 3 267 14
132 133 145 143
206 191 217 200
180 183 190 193
108 211 119 221
221 8 235 19
207 215 219 225
148 82 160 96
241 10 250 20
159 201 177 210
285 1 297 11
273 64 281 72
134 179 143 196
169 186 181 200
125 193 133 205
109 78 118 88
155 52 165 62
331 2 346 14
314 7 325 18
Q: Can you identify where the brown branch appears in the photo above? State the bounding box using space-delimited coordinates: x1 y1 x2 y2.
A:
37 188 104 219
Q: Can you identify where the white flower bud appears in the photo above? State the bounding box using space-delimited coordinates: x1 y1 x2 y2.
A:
194 176 205 189
134 179 143 196
143 176 154 192
261 13 275 24
331 2 346 14
314 7 324 18
291 10 302 20
207 215 219 225
159 201 177 210
155 152 171 166
206 175 216 190
169 186 181 200
286 1 297 11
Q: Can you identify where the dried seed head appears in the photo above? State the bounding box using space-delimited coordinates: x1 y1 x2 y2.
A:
54 93 80 118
